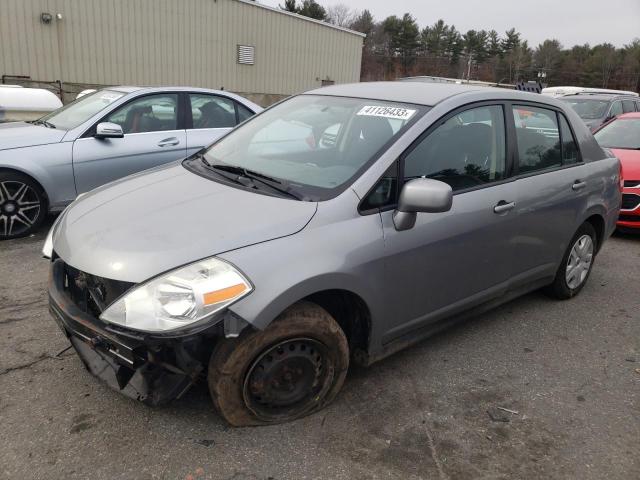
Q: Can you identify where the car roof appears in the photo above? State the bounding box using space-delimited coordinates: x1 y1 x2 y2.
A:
304 81 561 107
560 94 637 101
101 86 262 111
109 85 234 94
108 86 144 93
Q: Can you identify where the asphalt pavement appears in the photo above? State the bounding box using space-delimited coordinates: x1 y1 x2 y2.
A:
1 217 639 480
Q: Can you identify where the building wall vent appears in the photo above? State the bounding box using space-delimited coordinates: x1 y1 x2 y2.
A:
238 45 255 65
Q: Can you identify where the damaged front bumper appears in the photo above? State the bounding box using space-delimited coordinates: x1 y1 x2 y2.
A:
48 258 219 405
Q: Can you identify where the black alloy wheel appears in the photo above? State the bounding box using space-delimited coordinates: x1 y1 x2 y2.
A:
0 174 46 239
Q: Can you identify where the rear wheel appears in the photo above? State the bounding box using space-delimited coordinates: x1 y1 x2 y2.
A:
0 172 47 240
545 222 597 299
208 302 349 426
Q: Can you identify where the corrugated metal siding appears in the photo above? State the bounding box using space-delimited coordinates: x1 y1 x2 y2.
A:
0 0 363 96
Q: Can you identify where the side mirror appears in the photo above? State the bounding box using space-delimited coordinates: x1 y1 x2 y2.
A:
393 178 453 231
95 122 124 139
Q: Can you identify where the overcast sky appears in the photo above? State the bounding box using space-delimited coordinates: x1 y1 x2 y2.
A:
260 0 639 48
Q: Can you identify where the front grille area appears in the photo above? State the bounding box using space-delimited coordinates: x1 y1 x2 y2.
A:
621 194 640 210
62 262 134 319
619 214 640 223
623 180 640 188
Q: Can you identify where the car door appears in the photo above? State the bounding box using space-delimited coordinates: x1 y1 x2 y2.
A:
185 94 254 156
507 104 588 285
374 104 518 343
72 93 186 194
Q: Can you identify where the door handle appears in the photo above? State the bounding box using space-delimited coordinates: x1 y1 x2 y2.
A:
572 180 587 191
493 200 516 214
158 137 179 147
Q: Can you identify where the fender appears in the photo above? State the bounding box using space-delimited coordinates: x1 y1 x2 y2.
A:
0 142 76 210
220 202 386 333
228 271 379 331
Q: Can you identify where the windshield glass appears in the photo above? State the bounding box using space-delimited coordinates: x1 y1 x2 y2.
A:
189 95 425 200
39 89 125 130
594 118 640 149
561 98 609 120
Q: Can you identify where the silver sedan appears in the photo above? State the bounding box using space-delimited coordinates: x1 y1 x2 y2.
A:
0 86 261 239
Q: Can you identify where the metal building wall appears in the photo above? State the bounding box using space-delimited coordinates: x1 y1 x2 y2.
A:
0 0 364 102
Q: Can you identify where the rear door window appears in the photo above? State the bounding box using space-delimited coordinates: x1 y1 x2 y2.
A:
237 103 255 123
190 94 237 129
512 106 561 174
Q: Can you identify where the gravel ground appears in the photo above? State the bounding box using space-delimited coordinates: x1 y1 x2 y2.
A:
1 218 639 480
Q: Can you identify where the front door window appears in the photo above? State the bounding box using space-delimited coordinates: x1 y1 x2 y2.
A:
105 94 178 134
404 105 507 191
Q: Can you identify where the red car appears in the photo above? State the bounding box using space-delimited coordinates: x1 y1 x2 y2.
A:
594 112 640 232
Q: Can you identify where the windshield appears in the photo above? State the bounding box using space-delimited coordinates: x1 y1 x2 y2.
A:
188 95 425 200
561 98 609 120
594 118 640 149
38 89 125 130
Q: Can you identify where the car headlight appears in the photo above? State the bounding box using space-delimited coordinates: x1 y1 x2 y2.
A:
99 258 252 332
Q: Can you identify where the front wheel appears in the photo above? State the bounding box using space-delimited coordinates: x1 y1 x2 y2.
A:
0 172 47 240
208 302 349 426
545 222 597 299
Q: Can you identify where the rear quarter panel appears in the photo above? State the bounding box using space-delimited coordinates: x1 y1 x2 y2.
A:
580 156 621 242
563 104 621 242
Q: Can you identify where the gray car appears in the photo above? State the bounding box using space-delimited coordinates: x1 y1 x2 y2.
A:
560 93 640 132
0 86 261 239
45 82 621 426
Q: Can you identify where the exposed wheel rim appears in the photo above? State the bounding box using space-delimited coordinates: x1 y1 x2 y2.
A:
0 180 41 237
243 338 333 421
565 234 594 289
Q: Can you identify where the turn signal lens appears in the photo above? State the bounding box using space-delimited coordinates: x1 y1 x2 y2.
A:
203 284 248 305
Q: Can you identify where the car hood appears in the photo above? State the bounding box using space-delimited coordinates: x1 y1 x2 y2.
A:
53 163 318 283
0 122 67 150
611 148 640 180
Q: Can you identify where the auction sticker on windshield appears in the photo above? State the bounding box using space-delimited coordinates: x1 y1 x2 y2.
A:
357 105 416 120
99 92 123 102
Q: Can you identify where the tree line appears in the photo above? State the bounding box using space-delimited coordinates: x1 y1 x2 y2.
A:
280 1 640 92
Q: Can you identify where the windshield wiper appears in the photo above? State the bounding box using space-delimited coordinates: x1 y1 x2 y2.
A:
32 119 56 129
206 162 302 200
245 173 302 200
197 156 247 186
